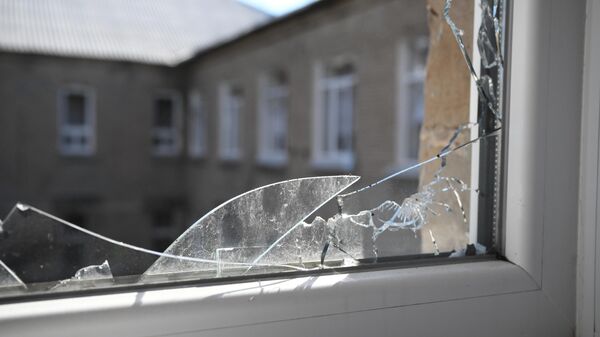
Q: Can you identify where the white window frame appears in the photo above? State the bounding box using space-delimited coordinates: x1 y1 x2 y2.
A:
257 73 289 167
187 90 207 158
218 83 243 161
311 59 356 171
394 36 428 175
57 85 96 156
577 0 600 335
0 1 587 336
151 91 182 157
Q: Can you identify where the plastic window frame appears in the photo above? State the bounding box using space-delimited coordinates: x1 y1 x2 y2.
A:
0 1 585 335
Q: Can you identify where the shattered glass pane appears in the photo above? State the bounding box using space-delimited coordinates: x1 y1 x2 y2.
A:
478 0 502 69
324 135 488 262
0 0 506 298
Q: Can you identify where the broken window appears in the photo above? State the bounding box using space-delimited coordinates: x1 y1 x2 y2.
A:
0 0 506 300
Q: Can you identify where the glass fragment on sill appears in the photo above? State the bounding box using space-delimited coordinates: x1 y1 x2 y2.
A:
449 242 487 258
51 260 113 290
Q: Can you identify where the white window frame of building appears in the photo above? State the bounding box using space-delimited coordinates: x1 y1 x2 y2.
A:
0 2 589 336
56 85 96 156
187 90 207 158
311 59 356 171
218 83 243 161
151 91 182 157
257 72 289 167
395 36 428 171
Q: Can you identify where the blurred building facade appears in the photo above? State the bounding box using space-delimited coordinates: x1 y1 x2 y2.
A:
0 0 428 251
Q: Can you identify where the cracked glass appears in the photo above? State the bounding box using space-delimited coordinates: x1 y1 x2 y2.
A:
0 0 506 299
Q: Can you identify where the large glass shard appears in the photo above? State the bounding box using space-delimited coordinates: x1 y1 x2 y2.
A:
0 204 157 285
143 176 359 278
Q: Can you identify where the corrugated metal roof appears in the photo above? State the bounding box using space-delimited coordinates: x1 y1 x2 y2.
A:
0 0 271 66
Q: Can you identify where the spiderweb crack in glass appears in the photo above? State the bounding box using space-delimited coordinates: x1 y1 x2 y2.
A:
322 0 505 262
443 0 503 121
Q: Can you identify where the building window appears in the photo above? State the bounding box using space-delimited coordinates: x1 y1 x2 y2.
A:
57 86 95 156
218 83 243 161
187 90 206 158
152 92 182 156
312 61 356 170
396 36 428 165
257 71 289 167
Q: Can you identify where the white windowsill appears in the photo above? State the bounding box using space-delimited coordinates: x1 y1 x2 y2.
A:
0 260 538 336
